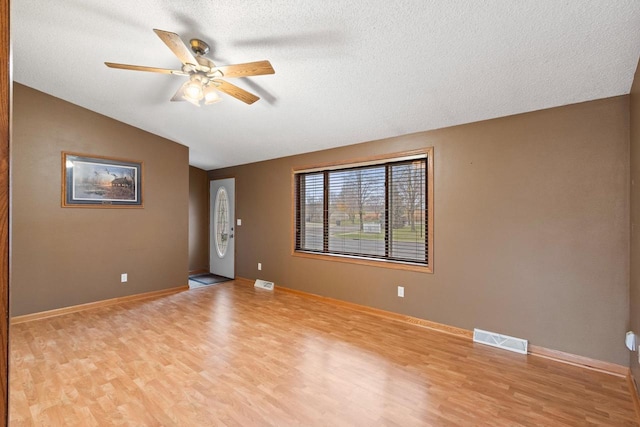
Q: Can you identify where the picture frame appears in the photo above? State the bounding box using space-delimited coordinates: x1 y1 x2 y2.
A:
62 152 143 208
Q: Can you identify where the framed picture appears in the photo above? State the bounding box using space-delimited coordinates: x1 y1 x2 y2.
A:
62 152 143 208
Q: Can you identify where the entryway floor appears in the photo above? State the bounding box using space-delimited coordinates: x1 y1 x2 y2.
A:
188 273 232 289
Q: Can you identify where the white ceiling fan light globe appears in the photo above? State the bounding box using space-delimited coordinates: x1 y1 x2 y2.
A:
183 95 201 107
203 85 221 105
184 80 203 101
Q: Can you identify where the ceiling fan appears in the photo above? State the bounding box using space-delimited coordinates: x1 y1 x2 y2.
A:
105 29 275 106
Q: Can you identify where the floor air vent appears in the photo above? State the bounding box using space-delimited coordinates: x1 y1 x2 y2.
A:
473 328 528 354
254 279 274 291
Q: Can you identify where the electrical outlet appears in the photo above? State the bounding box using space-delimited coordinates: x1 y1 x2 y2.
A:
258 263 262 271
237 218 242 226
121 273 128 283
397 286 404 297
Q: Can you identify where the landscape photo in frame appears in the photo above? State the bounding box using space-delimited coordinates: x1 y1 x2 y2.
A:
62 152 143 207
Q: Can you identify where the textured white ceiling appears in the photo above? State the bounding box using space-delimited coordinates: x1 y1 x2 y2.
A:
11 1 640 170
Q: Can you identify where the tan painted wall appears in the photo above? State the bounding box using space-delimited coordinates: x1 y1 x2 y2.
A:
211 96 630 365
189 166 209 272
630 59 640 381
11 84 189 316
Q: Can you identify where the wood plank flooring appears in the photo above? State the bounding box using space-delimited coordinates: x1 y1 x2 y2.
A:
9 281 639 426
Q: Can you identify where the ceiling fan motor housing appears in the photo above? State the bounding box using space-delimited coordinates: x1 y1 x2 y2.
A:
190 39 210 56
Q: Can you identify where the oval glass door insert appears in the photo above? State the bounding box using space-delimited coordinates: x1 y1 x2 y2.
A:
214 186 229 258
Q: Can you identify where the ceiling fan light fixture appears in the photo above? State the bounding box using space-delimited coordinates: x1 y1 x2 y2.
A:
184 77 204 102
183 95 201 107
203 85 221 105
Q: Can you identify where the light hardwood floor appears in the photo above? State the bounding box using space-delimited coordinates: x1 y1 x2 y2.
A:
9 281 639 426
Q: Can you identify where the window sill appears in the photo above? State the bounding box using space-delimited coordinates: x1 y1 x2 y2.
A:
292 250 433 273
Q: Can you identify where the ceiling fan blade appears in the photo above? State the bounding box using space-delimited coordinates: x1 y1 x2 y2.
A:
105 62 188 75
153 29 198 66
214 80 260 105
213 80 260 104
213 60 275 78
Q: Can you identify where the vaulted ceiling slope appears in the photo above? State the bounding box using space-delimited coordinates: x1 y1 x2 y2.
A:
11 1 640 170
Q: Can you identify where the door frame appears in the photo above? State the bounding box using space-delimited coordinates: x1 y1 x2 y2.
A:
209 177 236 279
1 0 11 422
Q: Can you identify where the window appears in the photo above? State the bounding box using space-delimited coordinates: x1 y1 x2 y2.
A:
294 149 433 272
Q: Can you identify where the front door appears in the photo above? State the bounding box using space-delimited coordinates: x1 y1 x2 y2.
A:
210 178 235 279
